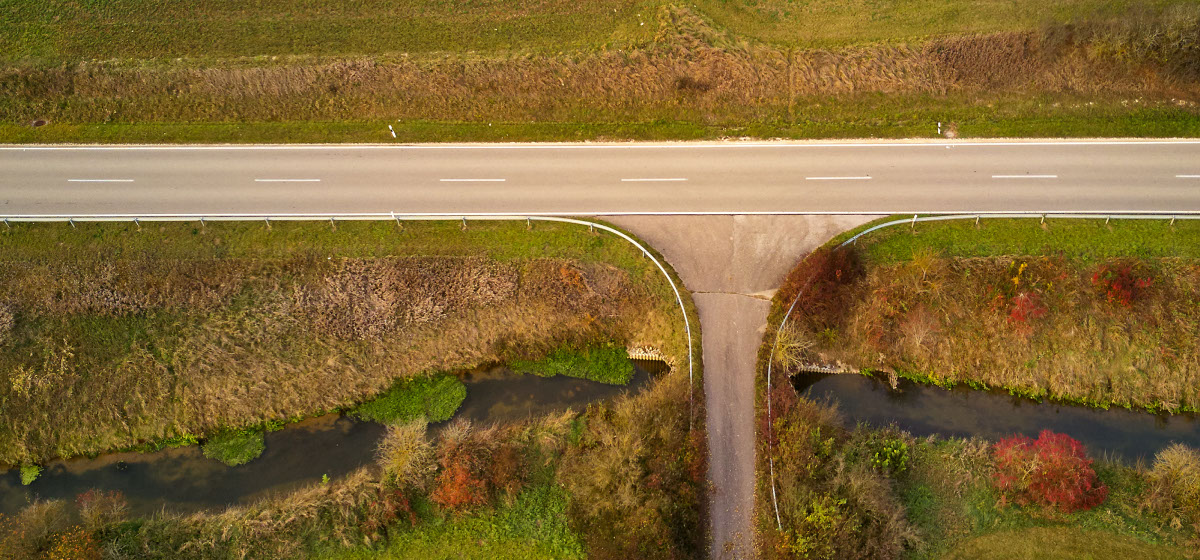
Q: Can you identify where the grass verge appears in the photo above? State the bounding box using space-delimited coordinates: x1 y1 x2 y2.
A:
2 2 1199 143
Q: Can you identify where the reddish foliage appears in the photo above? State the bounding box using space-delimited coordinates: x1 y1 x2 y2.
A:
1007 292 1048 334
992 430 1108 513
486 444 526 500
362 489 418 537
775 247 863 327
431 461 488 512
1091 263 1153 307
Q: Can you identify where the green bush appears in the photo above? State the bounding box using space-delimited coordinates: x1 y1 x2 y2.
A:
510 345 633 385
19 464 41 485
202 429 266 467
351 373 467 424
872 438 910 476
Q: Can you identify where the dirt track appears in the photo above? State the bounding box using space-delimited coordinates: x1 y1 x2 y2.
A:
608 214 876 559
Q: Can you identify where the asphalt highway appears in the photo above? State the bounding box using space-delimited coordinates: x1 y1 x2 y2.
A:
2 140 1200 215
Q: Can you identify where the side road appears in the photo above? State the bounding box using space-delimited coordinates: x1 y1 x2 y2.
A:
608 215 877 559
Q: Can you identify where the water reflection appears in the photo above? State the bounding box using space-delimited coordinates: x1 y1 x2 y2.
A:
1 361 661 516
794 373 1200 462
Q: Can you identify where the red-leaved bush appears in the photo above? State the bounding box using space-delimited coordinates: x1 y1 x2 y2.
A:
1007 292 1048 333
1091 264 1153 307
992 430 1108 513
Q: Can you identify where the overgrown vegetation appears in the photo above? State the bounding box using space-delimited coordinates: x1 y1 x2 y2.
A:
351 373 467 424
510 344 635 385
757 394 1200 559
779 218 1200 413
0 221 684 466
1 371 703 560
759 216 1200 557
200 428 267 467
2 1 1199 142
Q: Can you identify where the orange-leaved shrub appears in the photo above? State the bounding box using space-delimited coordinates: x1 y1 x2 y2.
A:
992 430 1108 513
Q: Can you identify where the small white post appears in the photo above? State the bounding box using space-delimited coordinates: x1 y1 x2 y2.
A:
937 121 942 135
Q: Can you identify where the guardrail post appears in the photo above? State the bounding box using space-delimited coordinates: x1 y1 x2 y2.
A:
1040 214 1046 225
264 217 271 230
461 217 467 231
134 218 141 231
199 217 206 230
68 218 76 229
329 217 336 231
911 214 918 229
2 218 8 230
1171 216 1177 226
975 215 980 227
526 218 532 231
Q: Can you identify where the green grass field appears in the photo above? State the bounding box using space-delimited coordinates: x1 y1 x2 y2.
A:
838 217 1200 264
2 0 1198 142
0 0 657 61
692 0 1195 46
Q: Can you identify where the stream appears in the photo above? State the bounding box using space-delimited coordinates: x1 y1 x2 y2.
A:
1 361 662 516
795 373 1200 461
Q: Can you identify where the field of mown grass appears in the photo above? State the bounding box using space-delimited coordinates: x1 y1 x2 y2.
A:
1 0 1199 142
0 220 689 466
776 217 1200 413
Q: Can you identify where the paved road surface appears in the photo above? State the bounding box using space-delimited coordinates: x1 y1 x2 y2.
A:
2 140 1200 215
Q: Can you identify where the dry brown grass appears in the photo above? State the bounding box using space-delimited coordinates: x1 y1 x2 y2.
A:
2 6 1197 129
0 253 665 465
792 254 1200 412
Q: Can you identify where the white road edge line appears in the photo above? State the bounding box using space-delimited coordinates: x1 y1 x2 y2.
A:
1178 175 1200 178
67 179 134 183
254 178 321 182
9 140 1200 150
621 178 688 182
805 176 871 180
992 175 1058 179
439 178 506 182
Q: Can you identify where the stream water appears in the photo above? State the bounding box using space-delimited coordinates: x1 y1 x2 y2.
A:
1 361 661 516
795 373 1200 461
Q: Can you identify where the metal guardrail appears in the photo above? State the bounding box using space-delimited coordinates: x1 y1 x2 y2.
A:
764 211 1200 532
0 212 696 415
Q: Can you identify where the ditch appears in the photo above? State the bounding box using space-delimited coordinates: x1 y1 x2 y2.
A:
1 360 665 517
794 372 1200 461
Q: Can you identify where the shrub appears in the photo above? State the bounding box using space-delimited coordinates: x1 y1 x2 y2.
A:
44 525 101 560
351 372 467 424
76 489 128 530
487 443 528 502
201 428 266 466
992 430 1108 513
19 464 41 485
872 438 910 476
1007 292 1048 332
1143 443 1200 532
430 421 492 513
768 400 916 559
775 247 863 331
510 344 633 385
376 420 435 489
1091 262 1154 307
558 374 703 560
0 499 72 556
